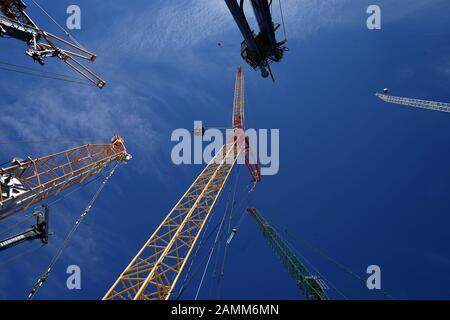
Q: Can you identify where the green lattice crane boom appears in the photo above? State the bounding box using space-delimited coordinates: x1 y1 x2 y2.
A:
247 208 328 300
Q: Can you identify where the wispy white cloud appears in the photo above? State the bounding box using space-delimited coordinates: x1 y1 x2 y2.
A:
101 0 230 61
2 0 449 299
0 83 162 172
104 0 353 60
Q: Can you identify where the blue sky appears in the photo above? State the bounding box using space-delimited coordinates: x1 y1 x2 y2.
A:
0 0 450 300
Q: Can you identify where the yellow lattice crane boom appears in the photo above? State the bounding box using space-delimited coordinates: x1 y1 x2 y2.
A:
104 67 260 300
0 136 131 222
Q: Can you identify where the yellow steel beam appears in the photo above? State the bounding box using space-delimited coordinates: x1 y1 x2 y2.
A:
104 138 244 300
104 67 251 300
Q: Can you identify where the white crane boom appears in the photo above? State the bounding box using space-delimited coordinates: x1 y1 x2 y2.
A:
376 93 450 113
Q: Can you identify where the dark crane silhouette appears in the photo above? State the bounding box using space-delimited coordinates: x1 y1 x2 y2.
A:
225 0 287 81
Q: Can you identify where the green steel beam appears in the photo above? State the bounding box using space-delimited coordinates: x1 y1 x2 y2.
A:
247 208 328 300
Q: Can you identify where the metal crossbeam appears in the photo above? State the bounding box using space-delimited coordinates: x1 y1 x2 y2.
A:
0 0 106 88
247 208 328 300
104 140 242 300
104 67 257 300
0 136 130 221
376 93 450 113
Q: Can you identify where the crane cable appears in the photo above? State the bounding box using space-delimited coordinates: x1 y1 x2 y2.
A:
214 182 256 299
209 170 239 275
0 170 109 271
0 137 99 146
269 0 287 41
177 169 239 299
175 198 223 298
0 174 102 245
284 236 347 300
280 228 394 300
0 61 91 86
0 65 91 85
177 170 240 299
0 61 87 81
27 161 121 300
259 217 344 299
175 221 222 300
45 174 103 208
213 169 241 299
203 170 240 298
0 213 34 238
0 244 45 268
209 170 256 299
278 0 287 41
30 0 86 50
2 0 91 86
230 181 255 231
210 166 257 298
0 137 112 165
0 136 111 171
208 197 234 297
194 196 229 300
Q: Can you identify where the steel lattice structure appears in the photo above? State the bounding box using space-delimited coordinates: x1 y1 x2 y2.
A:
104 67 260 300
376 93 450 113
0 136 130 221
0 0 105 88
247 208 328 300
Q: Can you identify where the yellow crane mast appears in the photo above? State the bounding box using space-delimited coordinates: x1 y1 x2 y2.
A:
104 67 260 300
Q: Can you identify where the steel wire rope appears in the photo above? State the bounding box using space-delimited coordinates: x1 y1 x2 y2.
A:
279 226 394 300
208 169 239 298
0 137 104 145
194 200 229 300
278 0 288 41
0 60 86 80
175 170 238 299
175 221 222 300
215 168 242 298
0 244 45 268
0 65 91 86
0 213 34 238
262 218 346 300
264 218 347 299
27 161 121 299
0 174 102 246
280 232 347 299
30 0 86 50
